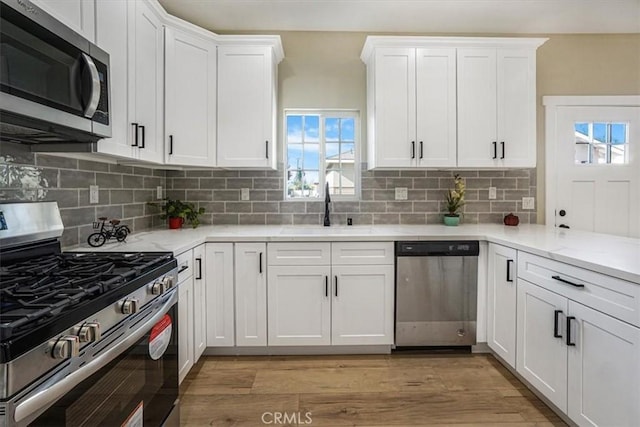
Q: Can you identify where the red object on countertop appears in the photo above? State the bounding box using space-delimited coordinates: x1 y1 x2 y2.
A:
168 217 183 229
504 213 520 226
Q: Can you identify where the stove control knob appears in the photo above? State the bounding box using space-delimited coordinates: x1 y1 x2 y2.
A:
121 298 139 315
51 335 80 359
161 276 174 289
77 322 101 343
150 281 165 295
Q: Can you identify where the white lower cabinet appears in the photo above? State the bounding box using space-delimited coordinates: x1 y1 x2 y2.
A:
205 243 235 346
266 242 394 347
192 244 207 362
487 243 517 367
235 243 267 346
177 274 194 384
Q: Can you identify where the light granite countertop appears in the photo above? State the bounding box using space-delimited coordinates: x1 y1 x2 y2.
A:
74 224 640 284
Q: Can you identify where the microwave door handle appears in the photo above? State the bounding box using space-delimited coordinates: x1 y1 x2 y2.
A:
81 53 101 118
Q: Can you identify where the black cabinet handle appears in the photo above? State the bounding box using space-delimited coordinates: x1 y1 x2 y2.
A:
325 276 328 297
131 123 139 146
554 310 563 338
506 259 514 282
265 140 269 159
419 141 424 159
169 135 173 155
500 141 505 159
411 141 415 159
178 265 189 274
139 125 145 148
492 141 497 159
195 257 202 280
259 252 263 274
566 316 576 346
334 275 338 297
552 275 585 288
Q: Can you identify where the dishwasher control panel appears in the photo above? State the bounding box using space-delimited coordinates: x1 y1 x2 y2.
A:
395 240 479 257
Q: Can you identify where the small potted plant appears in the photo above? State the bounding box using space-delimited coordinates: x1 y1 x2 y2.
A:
148 199 205 229
444 174 465 226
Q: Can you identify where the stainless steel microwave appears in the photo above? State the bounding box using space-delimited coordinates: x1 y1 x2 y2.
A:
0 0 111 151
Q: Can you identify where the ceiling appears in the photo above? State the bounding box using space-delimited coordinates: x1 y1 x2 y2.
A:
158 0 640 34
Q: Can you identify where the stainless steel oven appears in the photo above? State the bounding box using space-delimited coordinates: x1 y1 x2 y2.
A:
0 0 111 150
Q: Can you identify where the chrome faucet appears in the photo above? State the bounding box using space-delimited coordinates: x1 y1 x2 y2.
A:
323 182 331 226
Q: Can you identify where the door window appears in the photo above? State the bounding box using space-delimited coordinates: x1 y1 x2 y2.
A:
574 122 629 165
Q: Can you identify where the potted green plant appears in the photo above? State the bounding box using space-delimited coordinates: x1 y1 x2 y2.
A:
148 199 205 229
444 174 465 226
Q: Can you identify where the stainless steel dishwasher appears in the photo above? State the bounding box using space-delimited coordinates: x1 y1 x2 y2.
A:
395 241 479 347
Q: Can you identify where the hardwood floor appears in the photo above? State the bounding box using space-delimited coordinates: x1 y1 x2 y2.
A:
180 353 566 427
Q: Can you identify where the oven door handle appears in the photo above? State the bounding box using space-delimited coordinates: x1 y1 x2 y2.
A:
14 289 178 425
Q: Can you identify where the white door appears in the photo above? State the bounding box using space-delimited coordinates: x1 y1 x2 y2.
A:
205 243 235 347
457 48 498 168
217 46 275 168
416 48 457 168
31 0 95 42
332 265 394 345
165 27 216 167
267 266 331 346
192 245 206 361
567 301 640 427
234 243 267 346
516 279 568 412
487 244 517 368
372 48 416 168
95 0 134 159
547 103 640 237
129 0 164 163
178 276 194 384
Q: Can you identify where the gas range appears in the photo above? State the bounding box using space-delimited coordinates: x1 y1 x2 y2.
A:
0 203 179 426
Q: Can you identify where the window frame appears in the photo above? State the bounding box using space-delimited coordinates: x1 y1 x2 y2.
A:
574 121 629 165
283 109 360 201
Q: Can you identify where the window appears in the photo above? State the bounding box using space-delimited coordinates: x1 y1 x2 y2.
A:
285 111 359 200
574 122 629 164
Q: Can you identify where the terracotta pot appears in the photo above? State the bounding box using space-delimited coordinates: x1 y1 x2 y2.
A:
504 213 520 226
168 217 183 229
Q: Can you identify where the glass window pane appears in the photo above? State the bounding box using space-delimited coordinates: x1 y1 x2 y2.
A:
303 170 320 198
611 123 627 144
304 115 320 142
593 123 607 143
326 165 355 196
325 118 339 141
287 115 302 143
611 144 627 164
287 144 302 169
341 118 355 141
575 123 589 136
326 143 340 161
341 142 355 160
303 144 319 169
574 142 590 164
592 143 608 164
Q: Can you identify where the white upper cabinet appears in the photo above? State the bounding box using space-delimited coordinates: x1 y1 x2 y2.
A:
217 40 283 169
31 0 95 42
458 47 537 167
165 27 217 166
361 37 546 169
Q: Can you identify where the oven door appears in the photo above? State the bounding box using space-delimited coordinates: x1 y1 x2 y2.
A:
14 290 179 427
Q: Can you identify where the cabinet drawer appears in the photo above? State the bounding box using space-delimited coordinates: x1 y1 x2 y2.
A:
176 249 194 283
332 242 394 265
268 243 331 266
518 251 640 327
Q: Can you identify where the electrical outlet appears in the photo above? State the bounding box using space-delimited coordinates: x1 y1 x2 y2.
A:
89 185 99 204
156 186 163 200
395 187 408 200
241 188 250 201
488 187 497 200
522 197 535 210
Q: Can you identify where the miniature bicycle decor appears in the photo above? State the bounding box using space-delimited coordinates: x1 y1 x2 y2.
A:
87 217 131 247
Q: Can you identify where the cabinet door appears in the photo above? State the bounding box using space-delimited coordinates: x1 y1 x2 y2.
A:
567 301 640 426
165 27 216 167
235 243 267 346
516 279 568 411
95 0 134 158
487 244 518 368
217 46 276 168
332 265 394 345
31 0 95 42
457 48 498 168
267 266 331 346
192 245 206 361
205 243 235 347
178 277 194 384
415 48 457 168
129 0 164 163
371 47 416 168
497 49 536 167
